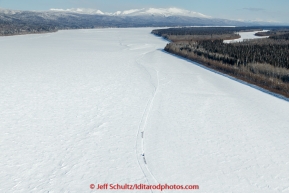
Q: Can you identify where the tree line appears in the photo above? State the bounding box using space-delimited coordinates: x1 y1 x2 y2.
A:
153 26 289 98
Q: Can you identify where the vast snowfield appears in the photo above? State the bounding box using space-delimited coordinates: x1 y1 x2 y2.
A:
1 28 289 193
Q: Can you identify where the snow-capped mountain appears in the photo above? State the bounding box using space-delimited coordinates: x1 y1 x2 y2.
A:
0 6 279 36
50 8 104 15
111 8 211 18
0 7 21 14
49 7 210 18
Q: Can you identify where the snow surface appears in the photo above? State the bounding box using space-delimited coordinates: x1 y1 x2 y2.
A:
224 30 269 43
1 28 289 193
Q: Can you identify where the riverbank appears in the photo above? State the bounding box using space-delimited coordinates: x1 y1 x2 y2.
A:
154 27 289 99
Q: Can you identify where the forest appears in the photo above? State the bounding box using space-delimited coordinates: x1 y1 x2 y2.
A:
152 27 262 36
152 26 289 98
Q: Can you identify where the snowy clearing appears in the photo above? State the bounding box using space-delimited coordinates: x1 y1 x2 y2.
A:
1 28 289 193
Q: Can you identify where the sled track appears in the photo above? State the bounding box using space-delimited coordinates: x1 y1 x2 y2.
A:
135 51 164 192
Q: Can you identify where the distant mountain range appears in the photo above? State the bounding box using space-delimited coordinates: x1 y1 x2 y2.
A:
49 7 211 18
0 7 283 36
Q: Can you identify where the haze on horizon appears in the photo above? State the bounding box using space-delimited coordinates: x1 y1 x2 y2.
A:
0 0 288 24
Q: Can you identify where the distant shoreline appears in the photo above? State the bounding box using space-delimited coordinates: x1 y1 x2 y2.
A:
0 30 58 37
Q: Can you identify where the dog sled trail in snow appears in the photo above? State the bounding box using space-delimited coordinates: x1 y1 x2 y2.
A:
134 50 164 192
1 28 289 193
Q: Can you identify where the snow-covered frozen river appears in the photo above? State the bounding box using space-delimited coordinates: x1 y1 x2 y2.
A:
224 30 269 43
1 28 289 193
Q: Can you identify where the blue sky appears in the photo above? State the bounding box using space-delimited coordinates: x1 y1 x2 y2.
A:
0 0 288 23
